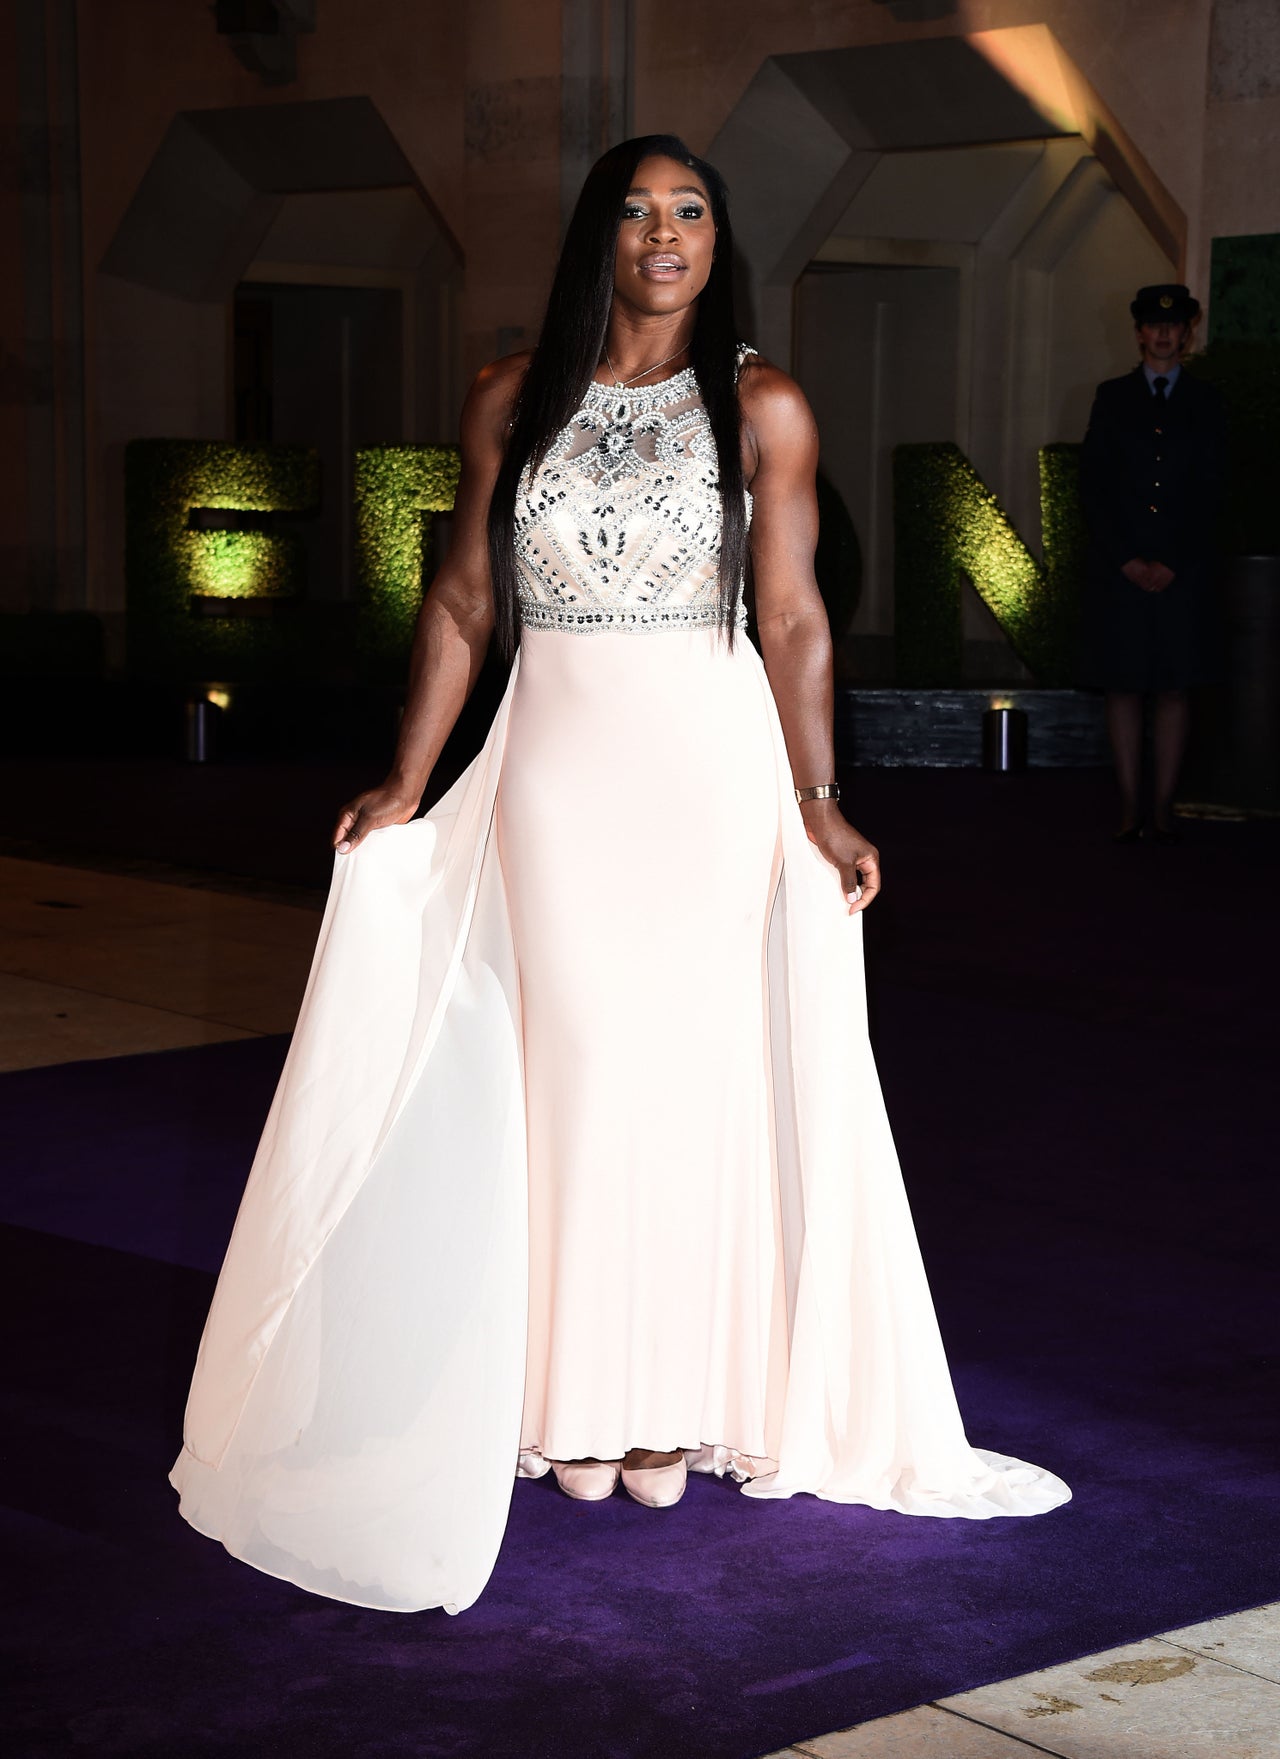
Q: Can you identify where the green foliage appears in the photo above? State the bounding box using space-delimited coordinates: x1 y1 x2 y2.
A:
125 440 320 681
1187 343 1280 555
893 443 1081 686
1204 235 1280 552
1039 443 1086 654
354 445 462 676
1209 233 1280 345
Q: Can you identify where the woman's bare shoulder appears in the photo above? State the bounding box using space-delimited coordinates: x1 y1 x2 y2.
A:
463 350 534 441
738 351 818 453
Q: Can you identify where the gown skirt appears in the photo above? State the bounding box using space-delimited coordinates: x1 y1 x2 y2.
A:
171 626 1070 1614
503 629 788 1469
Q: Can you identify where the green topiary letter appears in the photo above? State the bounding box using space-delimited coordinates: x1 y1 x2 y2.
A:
126 440 319 681
893 442 1082 686
354 445 463 676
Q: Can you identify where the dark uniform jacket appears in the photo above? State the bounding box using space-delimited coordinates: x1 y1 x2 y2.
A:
1080 365 1226 690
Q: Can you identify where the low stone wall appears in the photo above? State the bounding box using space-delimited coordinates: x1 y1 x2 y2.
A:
835 688 1108 768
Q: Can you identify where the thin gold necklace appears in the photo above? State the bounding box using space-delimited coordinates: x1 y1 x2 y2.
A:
604 344 688 387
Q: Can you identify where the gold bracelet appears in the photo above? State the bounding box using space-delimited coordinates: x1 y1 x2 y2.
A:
795 783 839 803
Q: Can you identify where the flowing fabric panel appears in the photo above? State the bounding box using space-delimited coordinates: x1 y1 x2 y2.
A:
736 643 1070 1518
170 845 527 1611
178 665 520 1473
173 669 533 1612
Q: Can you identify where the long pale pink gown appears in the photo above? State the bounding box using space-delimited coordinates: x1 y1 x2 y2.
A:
170 362 1069 1613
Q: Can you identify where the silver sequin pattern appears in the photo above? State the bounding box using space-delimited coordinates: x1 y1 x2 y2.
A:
514 360 753 636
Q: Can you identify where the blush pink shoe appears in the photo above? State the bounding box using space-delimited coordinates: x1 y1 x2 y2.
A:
620 1453 688 1509
550 1458 621 1501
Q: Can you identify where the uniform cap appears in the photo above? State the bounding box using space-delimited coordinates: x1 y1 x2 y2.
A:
1131 283 1200 323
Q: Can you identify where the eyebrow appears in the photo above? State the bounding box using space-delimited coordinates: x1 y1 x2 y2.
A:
626 185 708 199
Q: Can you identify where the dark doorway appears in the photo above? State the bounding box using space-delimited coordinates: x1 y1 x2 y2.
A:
233 283 403 601
795 262 960 676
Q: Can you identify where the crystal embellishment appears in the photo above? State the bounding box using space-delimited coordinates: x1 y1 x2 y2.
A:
514 362 753 636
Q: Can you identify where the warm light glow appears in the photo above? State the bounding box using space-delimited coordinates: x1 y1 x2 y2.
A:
205 686 233 711
126 439 319 682
966 16 1185 270
185 531 291 599
965 23 1079 135
989 697 1015 712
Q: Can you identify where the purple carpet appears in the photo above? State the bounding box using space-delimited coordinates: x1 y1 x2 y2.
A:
4 771 1279 1758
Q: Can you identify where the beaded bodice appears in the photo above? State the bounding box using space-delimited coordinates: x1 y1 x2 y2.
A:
514 364 751 634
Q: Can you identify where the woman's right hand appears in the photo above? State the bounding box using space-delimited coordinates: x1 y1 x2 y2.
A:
332 783 422 854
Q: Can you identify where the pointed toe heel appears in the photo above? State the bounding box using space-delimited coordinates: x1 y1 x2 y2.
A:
550 1459 621 1501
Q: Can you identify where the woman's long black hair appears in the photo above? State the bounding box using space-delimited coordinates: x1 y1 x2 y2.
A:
487 133 748 661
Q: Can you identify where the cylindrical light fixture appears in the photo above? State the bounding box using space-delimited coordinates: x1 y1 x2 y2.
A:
982 704 1027 772
184 696 222 763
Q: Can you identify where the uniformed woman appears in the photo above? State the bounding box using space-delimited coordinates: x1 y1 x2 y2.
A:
1081 284 1226 842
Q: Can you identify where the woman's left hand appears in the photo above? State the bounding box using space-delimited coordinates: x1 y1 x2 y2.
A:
800 802 881 914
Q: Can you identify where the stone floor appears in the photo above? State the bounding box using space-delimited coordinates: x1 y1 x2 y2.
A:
0 853 319 1072
3 850 1277 1759
761 1605 1280 1757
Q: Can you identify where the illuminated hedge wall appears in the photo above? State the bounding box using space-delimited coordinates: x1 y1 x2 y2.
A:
127 436 1085 690
126 440 320 680
355 445 462 676
125 440 467 683
893 442 1082 685
1039 442 1087 655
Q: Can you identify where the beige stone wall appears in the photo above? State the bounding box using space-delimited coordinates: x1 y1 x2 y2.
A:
638 0 1275 654
73 0 477 616
4 0 1279 622
64 0 575 616
462 0 564 378
69 0 575 398
633 0 1252 300
1203 1 1280 240
75 0 467 287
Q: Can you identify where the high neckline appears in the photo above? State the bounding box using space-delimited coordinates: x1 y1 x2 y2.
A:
583 364 698 412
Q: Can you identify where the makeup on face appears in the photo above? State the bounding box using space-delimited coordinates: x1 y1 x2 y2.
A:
612 158 715 314
620 170 712 280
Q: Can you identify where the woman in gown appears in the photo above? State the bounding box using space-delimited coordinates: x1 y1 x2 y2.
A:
170 135 1070 1614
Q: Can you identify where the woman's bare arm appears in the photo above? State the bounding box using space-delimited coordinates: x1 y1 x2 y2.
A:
741 360 881 912
333 354 527 853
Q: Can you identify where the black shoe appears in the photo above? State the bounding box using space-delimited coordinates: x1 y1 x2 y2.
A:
1112 822 1143 844
1148 824 1181 846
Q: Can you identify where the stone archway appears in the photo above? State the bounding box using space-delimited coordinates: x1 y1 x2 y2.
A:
708 28 1184 678
710 29 1181 366
95 97 462 615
